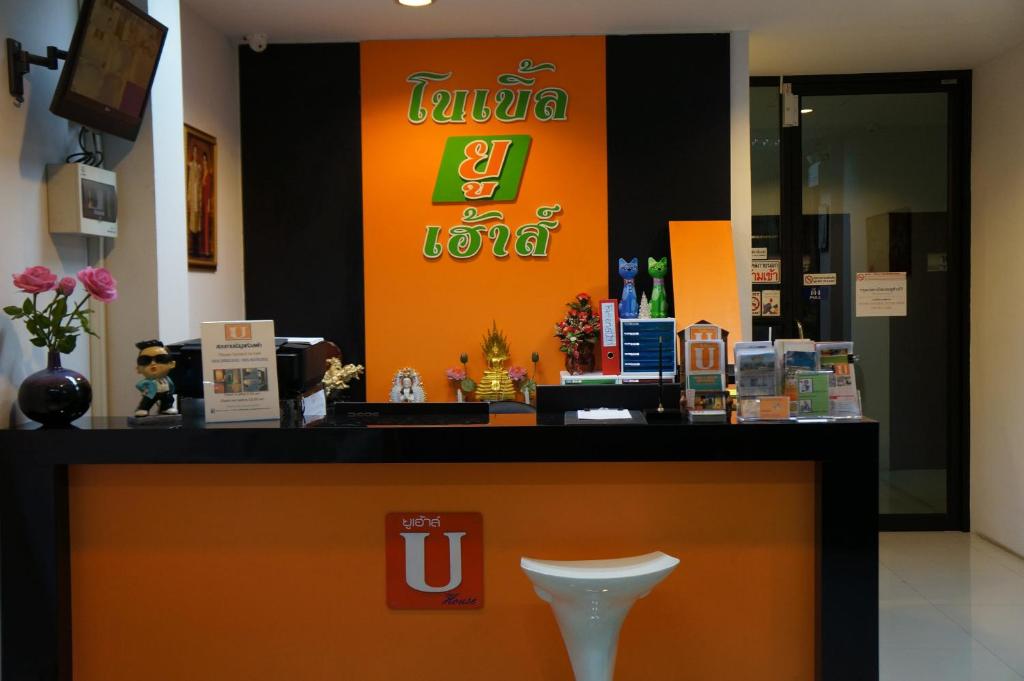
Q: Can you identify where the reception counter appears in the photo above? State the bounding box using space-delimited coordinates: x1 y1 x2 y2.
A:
1 416 878 681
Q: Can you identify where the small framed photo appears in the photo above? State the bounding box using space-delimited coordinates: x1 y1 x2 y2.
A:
184 125 217 270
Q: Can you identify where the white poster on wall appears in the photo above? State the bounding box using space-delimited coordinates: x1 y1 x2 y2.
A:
855 272 907 317
201 320 281 422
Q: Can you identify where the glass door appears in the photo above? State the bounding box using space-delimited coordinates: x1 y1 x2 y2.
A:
751 74 971 530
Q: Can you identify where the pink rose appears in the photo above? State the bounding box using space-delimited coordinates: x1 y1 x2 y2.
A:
77 267 118 302
12 266 57 293
446 367 466 381
58 277 76 296
508 366 528 381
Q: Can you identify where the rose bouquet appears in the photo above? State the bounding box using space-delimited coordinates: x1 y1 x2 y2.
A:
5 265 117 354
554 293 600 375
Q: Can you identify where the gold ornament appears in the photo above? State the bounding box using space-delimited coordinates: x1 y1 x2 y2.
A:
475 321 516 402
322 357 364 399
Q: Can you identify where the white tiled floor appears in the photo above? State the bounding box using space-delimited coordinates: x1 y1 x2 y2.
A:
881 532 1024 680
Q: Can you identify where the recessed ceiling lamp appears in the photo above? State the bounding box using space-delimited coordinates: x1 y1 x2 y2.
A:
800 107 814 114
397 0 433 6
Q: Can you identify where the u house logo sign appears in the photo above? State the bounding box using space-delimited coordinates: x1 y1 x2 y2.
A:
385 512 484 610
223 323 252 341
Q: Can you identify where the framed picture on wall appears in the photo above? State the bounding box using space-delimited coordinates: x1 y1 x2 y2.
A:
185 124 217 270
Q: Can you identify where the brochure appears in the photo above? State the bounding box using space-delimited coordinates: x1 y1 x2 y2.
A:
816 341 853 368
737 396 790 422
775 339 816 393
735 341 777 398
827 363 861 417
815 342 861 417
784 350 818 372
786 370 830 417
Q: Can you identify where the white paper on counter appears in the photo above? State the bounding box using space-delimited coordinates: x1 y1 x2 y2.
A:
577 408 632 420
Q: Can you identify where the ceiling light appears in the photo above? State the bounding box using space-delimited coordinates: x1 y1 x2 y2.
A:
397 0 433 6
800 108 814 114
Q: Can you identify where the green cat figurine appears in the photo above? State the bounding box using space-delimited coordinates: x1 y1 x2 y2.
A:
648 257 668 318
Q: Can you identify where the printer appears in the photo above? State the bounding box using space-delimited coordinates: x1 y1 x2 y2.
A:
166 337 341 401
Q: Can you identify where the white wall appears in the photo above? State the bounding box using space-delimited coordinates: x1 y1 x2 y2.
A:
0 0 91 427
731 32 753 343
972 39 1024 555
180 1 245 334
101 0 190 416
0 0 197 420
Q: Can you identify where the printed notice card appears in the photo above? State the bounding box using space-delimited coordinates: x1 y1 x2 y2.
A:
200 320 280 423
855 272 907 317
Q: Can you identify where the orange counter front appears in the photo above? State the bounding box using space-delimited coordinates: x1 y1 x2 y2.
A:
0 418 879 681
69 461 814 681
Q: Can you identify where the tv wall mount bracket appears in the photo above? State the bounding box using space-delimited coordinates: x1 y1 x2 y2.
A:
6 38 68 105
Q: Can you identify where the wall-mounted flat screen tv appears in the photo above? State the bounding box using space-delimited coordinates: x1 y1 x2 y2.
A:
51 0 168 141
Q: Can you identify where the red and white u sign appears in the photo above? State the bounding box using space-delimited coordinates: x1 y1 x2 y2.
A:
385 512 483 609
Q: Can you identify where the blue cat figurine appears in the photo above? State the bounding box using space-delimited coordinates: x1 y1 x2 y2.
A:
618 257 639 319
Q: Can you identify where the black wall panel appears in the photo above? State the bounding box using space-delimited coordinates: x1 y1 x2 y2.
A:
239 43 366 400
606 34 732 317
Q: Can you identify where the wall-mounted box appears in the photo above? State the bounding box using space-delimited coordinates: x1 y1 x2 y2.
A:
47 163 118 237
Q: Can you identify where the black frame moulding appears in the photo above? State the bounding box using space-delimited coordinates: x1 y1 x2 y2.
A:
750 71 972 532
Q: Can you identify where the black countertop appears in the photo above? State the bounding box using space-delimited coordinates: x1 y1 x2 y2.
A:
0 415 879 465
1 414 880 681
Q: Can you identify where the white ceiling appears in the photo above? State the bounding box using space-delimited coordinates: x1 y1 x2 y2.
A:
184 0 1024 75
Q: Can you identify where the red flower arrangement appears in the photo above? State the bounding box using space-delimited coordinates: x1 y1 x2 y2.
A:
554 293 600 351
554 293 600 374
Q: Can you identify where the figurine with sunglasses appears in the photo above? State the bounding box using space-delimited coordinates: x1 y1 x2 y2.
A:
134 339 179 417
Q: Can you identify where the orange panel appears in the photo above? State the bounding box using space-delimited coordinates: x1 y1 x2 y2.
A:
360 38 608 400
70 462 815 681
670 221 743 361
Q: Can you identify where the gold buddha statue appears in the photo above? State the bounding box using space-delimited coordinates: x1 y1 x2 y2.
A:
475 322 516 402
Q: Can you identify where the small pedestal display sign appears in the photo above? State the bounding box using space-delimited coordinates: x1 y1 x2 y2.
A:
385 512 484 610
200 320 280 423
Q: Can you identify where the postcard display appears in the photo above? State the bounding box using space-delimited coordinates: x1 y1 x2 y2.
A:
735 338 863 422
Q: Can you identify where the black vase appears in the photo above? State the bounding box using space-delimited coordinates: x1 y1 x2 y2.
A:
17 350 92 427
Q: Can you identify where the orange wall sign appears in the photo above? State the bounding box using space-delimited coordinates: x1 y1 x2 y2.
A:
361 38 608 400
670 221 743 361
385 512 484 609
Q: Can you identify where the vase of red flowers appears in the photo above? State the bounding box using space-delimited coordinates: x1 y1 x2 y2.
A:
554 292 600 375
